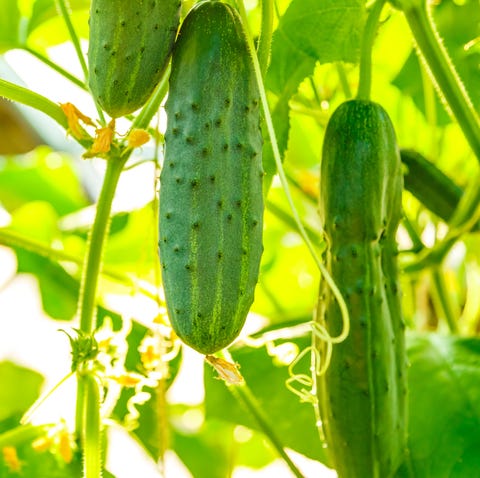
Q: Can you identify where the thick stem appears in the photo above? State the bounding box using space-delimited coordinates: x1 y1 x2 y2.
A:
357 0 386 100
402 2 480 162
82 374 102 478
75 156 126 436
77 158 126 333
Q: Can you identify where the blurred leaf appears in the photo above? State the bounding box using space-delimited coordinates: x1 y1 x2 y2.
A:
398 333 480 478
204 324 329 463
0 361 43 421
172 420 233 478
393 0 480 124
0 438 83 477
0 148 89 216
27 0 89 36
103 204 158 278
0 0 21 52
8 201 79 320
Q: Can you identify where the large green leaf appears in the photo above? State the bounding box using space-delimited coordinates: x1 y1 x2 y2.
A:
267 0 365 94
400 333 480 478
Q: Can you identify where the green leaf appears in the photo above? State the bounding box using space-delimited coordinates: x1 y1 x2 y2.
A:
0 361 44 421
0 148 89 217
8 201 79 320
400 333 480 478
172 420 233 478
0 0 21 52
263 0 365 182
204 325 329 463
267 0 365 94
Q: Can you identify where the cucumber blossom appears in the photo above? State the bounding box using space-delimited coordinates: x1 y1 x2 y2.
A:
88 0 180 118
316 100 407 478
159 1 264 355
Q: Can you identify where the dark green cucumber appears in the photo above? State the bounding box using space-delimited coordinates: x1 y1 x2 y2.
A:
88 0 180 118
401 148 463 222
316 100 407 478
159 1 263 355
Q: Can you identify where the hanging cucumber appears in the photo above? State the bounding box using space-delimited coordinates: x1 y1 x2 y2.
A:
159 1 264 355
88 0 180 118
316 99 407 478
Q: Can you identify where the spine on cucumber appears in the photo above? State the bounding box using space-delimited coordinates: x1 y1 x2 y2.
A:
88 0 180 118
159 1 264 355
316 100 407 478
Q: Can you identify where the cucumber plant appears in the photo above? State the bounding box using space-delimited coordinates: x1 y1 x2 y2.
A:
1 1 480 478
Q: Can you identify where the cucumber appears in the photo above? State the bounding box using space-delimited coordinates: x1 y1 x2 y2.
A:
401 148 463 222
159 1 264 355
88 0 180 118
316 100 407 478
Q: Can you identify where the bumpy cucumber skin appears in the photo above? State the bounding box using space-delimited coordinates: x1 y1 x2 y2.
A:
317 100 407 478
88 0 180 118
159 2 263 355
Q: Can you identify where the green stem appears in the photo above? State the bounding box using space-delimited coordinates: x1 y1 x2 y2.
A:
22 46 87 90
0 78 67 128
431 267 459 334
229 384 306 478
357 0 386 100
55 0 88 82
0 227 157 300
77 157 126 333
401 213 424 253
131 63 171 131
336 63 352 99
257 0 274 77
82 374 102 478
75 155 126 436
401 1 480 161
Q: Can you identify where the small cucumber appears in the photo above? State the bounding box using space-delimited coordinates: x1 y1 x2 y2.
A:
88 0 180 118
316 100 407 478
159 1 264 355
401 148 463 222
